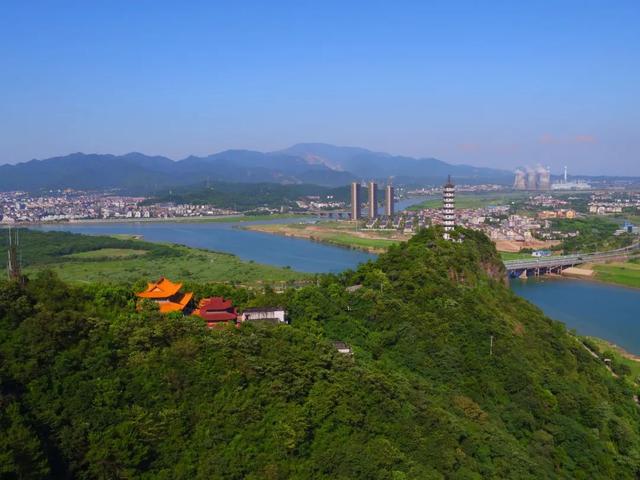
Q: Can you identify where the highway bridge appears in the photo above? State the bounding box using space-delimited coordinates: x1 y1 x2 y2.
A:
504 243 640 278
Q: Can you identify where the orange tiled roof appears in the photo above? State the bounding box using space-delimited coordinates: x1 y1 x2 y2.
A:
137 277 183 299
158 292 193 313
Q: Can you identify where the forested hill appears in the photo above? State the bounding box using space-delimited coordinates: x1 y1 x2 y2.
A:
2 228 640 478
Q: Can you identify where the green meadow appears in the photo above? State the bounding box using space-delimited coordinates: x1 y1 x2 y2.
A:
1 228 309 286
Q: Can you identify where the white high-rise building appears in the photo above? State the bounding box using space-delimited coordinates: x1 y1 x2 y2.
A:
350 182 362 220
368 181 378 219
442 176 455 240
384 185 395 217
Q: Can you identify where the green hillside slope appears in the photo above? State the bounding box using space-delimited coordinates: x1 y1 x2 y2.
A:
1 228 639 479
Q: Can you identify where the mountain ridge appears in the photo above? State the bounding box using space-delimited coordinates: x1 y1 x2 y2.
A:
0 144 512 192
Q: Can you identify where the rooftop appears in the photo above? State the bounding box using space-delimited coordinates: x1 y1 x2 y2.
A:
137 277 183 299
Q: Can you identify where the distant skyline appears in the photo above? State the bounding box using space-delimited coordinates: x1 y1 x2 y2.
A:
1 1 639 175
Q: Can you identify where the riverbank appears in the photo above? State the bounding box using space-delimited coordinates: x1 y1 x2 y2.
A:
30 218 375 273
27 243 309 285
243 221 406 253
11 229 310 286
584 336 640 380
1 213 308 227
556 259 640 289
591 260 640 289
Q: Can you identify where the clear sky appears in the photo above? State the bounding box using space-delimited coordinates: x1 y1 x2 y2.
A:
1 0 638 175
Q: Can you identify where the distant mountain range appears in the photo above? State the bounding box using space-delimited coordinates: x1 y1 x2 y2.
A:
0 143 513 192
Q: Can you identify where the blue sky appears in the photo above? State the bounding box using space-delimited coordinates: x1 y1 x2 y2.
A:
1 0 638 175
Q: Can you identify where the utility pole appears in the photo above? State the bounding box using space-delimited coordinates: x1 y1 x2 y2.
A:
7 226 22 283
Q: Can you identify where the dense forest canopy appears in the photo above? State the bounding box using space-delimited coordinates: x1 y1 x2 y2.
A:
2 227 640 478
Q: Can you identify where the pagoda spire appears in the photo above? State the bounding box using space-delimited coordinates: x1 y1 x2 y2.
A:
442 175 455 240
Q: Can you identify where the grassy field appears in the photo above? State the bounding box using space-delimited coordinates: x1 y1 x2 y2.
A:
68 213 307 225
25 245 308 285
499 252 534 261
65 248 149 260
197 213 307 223
407 192 528 210
592 259 640 289
7 229 310 286
315 233 399 250
245 221 406 253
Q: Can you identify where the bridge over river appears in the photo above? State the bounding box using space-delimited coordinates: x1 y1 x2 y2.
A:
504 243 640 278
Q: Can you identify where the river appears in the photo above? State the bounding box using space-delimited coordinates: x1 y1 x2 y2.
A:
33 218 376 274
30 196 432 274
511 277 640 354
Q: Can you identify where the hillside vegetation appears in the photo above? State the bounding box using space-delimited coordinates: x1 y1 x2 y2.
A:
2 228 640 478
549 217 634 254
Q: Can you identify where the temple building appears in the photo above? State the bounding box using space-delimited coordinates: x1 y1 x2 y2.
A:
193 297 238 328
136 277 193 314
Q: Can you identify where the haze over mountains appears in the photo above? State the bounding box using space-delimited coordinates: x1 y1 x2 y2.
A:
0 143 513 192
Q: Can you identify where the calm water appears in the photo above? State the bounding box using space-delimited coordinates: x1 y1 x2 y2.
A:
511 277 640 354
31 197 431 273
33 218 376 274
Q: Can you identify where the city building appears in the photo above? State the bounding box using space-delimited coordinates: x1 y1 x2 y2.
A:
193 297 238 327
350 182 362 220
240 307 287 324
136 277 193 314
615 221 639 236
442 176 455 240
368 181 378 219
385 185 395 217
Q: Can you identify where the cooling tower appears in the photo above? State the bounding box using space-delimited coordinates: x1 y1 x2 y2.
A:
526 168 537 190
537 166 551 190
513 169 526 190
